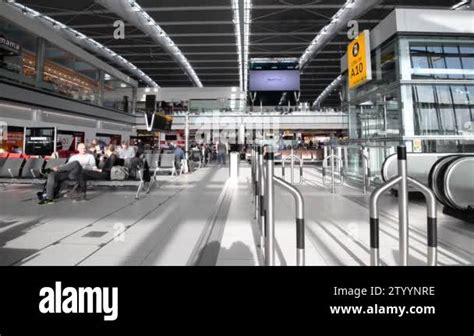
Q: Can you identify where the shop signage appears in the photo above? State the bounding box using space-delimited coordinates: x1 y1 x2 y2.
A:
0 35 21 55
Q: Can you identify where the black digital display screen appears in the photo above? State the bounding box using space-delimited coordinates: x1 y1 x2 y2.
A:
152 114 173 131
24 127 56 156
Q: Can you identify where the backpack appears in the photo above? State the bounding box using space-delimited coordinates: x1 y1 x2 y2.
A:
110 166 129 180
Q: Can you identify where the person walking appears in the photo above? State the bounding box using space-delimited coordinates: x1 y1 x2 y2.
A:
217 141 227 167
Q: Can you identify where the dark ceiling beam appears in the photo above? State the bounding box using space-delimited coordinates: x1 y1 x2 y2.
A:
45 5 389 16
124 59 239 63
108 41 346 48
69 19 380 29
90 32 349 39
149 73 239 76
114 59 337 64
140 66 241 70
118 51 344 56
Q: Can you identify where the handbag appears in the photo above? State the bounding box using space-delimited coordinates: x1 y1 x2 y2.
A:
110 166 129 180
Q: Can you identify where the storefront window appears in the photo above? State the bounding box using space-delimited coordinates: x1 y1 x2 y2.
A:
0 21 38 84
1 19 136 113
42 40 101 103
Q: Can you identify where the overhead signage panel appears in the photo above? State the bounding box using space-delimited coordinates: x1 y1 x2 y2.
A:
348 30 372 90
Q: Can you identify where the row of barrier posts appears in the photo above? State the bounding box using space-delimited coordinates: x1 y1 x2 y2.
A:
369 145 438 266
322 146 344 193
251 145 306 266
281 147 304 185
323 145 371 194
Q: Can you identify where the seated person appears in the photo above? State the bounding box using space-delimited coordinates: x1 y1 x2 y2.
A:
38 143 96 205
76 145 118 201
118 141 143 178
118 141 136 160
69 143 98 170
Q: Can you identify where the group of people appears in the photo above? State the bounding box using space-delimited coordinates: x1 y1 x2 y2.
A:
87 139 139 161
172 141 229 168
37 138 233 204
38 140 141 205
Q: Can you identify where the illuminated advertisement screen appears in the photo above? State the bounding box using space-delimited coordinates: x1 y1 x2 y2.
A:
249 70 300 91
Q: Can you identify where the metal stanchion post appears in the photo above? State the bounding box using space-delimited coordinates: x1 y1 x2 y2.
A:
362 147 368 194
251 147 255 198
282 157 285 179
369 175 402 266
254 146 260 220
299 153 304 184
367 148 371 188
290 147 295 185
337 146 342 173
265 147 275 266
343 146 348 177
362 146 371 194
408 177 438 266
369 145 437 266
330 147 336 194
259 147 265 250
273 177 305 266
398 146 409 266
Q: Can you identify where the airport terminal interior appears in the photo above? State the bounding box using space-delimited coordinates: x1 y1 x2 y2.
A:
0 0 473 266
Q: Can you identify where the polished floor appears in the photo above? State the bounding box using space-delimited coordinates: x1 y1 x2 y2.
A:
0 162 472 266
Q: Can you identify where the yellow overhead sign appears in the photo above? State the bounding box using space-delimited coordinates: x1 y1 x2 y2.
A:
348 30 372 89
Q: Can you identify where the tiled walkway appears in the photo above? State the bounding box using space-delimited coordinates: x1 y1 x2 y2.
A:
0 163 472 266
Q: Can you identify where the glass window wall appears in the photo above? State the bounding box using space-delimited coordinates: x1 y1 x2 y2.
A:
410 41 474 80
412 84 474 136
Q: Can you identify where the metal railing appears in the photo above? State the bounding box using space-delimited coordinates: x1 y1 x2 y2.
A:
281 148 304 185
369 145 438 266
322 147 344 193
251 145 306 266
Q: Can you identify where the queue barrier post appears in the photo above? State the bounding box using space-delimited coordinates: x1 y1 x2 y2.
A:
322 146 344 193
264 148 275 266
281 147 304 185
273 176 306 266
369 145 438 266
361 146 371 194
